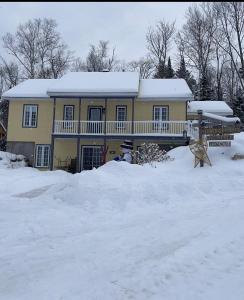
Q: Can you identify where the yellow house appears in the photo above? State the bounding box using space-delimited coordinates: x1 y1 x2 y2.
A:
2 72 194 172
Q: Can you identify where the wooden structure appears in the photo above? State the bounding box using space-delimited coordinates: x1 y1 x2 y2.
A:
189 110 241 167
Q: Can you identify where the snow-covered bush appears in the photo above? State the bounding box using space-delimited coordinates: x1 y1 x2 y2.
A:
132 143 174 167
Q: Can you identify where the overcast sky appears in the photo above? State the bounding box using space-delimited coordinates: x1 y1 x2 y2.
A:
0 2 196 63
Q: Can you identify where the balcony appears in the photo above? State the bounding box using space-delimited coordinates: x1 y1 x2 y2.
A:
53 120 194 137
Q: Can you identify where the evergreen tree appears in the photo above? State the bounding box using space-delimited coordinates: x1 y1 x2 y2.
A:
195 73 213 101
233 88 244 123
153 61 167 78
176 56 196 92
0 99 9 151
165 57 174 78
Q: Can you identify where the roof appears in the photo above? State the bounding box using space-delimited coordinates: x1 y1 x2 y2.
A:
47 72 140 97
138 79 193 101
187 101 233 116
2 79 56 99
1 72 194 100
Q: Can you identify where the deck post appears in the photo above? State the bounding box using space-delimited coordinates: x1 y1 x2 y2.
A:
50 97 56 171
103 98 108 164
198 109 204 167
76 97 82 173
131 97 135 135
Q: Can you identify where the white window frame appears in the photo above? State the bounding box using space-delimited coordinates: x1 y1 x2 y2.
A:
23 105 38 128
116 106 127 129
153 106 169 130
35 145 50 168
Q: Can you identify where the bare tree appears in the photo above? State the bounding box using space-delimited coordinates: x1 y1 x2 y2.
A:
212 2 244 90
85 40 117 72
146 20 176 67
177 4 216 81
127 57 154 78
70 57 87 72
0 58 20 89
2 18 72 79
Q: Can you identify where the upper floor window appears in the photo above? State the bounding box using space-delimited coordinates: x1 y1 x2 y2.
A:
153 106 168 121
153 106 169 130
23 105 38 128
116 106 127 128
64 105 74 121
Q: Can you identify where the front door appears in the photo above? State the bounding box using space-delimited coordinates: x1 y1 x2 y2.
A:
88 107 102 133
81 146 103 170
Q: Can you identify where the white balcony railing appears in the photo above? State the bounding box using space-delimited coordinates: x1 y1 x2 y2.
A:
54 120 192 136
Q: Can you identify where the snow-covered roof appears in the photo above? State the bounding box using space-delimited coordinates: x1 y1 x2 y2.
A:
2 79 56 99
2 72 194 100
188 101 233 116
138 79 193 101
47 72 140 97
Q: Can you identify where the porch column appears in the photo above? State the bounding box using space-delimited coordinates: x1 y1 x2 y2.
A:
131 97 135 134
76 97 82 172
103 98 108 164
50 97 56 171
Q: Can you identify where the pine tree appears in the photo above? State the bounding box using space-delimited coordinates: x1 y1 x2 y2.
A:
195 73 213 101
165 57 174 78
233 88 244 123
154 61 167 78
176 56 196 92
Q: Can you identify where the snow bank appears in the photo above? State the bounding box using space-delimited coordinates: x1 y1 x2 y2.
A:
0 133 244 300
0 151 27 169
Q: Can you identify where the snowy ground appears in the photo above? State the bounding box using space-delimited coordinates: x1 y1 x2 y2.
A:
1 134 244 300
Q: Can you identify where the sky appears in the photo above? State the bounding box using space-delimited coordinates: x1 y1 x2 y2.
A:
0 2 195 64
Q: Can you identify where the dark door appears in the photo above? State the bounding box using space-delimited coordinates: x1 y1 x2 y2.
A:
88 107 102 133
81 146 102 170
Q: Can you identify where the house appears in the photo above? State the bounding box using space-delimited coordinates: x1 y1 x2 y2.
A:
0 120 6 141
187 101 233 120
2 72 194 172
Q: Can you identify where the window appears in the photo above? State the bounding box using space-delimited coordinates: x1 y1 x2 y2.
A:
153 106 169 130
64 105 74 121
82 146 102 170
23 105 38 127
63 105 74 130
116 106 127 129
35 145 50 167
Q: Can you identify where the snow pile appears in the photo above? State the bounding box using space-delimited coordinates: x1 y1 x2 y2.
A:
0 151 27 169
0 134 244 300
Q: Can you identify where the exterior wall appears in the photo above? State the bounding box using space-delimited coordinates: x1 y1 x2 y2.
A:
134 100 187 121
7 99 53 144
54 98 186 122
7 97 188 170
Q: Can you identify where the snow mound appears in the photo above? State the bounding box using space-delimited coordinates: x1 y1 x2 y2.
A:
1 133 244 300
50 133 244 215
0 151 27 169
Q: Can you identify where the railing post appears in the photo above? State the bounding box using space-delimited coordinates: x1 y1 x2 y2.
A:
50 97 56 171
131 97 135 135
76 97 82 173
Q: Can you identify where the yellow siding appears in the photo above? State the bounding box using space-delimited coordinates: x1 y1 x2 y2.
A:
134 101 186 121
7 99 53 144
7 97 187 170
